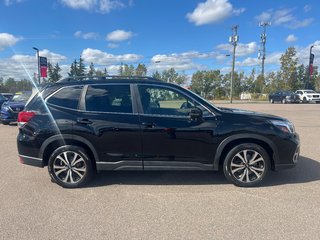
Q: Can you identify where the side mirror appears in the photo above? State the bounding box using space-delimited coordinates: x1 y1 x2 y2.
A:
189 108 202 121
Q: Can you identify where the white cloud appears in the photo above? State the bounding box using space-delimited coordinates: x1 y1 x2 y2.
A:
304 5 311 13
74 31 99 40
216 42 258 57
4 0 24 6
106 30 134 42
0 50 67 79
186 0 245 26
285 34 298 43
149 51 211 72
0 33 21 51
59 0 125 13
255 8 313 29
107 43 119 49
81 48 143 65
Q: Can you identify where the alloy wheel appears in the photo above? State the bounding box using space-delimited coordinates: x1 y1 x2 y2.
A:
52 151 87 184
230 149 266 183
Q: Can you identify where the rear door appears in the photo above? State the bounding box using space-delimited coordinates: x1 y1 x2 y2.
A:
74 83 142 170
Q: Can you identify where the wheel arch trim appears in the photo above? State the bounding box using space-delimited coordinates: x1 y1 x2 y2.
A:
213 134 278 170
39 134 100 163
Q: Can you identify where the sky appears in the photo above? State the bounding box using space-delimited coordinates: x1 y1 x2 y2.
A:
0 0 320 80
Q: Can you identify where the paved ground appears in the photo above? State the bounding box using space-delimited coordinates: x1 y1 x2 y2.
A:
0 103 319 240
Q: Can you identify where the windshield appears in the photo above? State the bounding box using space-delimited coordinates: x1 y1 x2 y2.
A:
305 90 316 94
11 92 32 102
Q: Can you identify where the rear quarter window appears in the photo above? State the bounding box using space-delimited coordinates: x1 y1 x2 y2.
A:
47 86 83 110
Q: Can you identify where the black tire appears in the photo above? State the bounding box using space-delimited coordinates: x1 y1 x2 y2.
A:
223 143 270 187
303 97 308 104
2 121 9 125
48 145 94 188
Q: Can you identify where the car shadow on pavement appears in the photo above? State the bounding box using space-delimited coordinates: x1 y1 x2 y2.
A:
88 171 227 187
87 156 320 188
263 156 320 187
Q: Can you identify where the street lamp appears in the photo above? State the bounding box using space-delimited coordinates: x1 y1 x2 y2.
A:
33 47 40 85
307 45 314 89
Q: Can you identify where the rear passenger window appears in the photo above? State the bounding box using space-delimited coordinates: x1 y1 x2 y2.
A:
47 86 82 109
85 85 132 113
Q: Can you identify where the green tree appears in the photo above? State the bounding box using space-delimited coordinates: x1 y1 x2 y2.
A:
69 60 78 77
77 56 86 76
135 64 147 76
161 68 186 85
152 71 162 80
88 62 96 76
279 47 298 91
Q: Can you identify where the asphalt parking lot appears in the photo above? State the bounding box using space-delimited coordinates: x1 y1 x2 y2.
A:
0 103 319 240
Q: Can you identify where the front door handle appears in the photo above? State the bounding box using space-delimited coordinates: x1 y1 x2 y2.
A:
141 122 156 128
77 119 92 125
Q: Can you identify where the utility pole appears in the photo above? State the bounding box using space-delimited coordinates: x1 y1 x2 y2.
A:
258 22 271 78
229 25 239 103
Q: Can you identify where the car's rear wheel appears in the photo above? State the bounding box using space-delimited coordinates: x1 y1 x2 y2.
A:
48 146 93 188
223 143 270 187
2 121 9 125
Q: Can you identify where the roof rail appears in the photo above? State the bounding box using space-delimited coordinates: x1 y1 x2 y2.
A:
57 75 160 83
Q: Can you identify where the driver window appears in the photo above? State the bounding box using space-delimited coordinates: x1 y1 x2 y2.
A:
138 86 195 116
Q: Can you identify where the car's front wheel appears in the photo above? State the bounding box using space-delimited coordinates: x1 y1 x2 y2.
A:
223 143 270 187
48 146 93 188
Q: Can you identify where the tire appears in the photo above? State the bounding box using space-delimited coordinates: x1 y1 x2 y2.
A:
2 121 9 125
270 98 274 104
282 98 286 104
48 145 94 188
303 97 308 104
223 143 270 187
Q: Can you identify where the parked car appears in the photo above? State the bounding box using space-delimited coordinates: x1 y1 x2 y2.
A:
0 91 32 125
295 89 320 103
269 90 300 104
1 93 13 100
17 76 300 188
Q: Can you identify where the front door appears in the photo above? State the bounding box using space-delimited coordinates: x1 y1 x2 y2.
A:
136 84 219 170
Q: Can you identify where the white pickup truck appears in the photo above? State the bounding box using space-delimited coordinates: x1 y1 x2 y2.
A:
295 90 320 103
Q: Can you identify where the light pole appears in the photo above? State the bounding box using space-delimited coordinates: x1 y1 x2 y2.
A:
307 45 314 89
33 47 40 85
229 25 239 103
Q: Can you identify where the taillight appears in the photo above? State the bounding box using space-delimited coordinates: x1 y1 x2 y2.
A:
18 111 36 128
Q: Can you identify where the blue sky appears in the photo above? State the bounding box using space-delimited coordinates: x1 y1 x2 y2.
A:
0 0 319 80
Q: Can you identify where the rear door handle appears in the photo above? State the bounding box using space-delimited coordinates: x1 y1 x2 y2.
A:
76 119 92 125
141 122 156 128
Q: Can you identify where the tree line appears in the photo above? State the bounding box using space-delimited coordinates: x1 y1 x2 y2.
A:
1 47 319 98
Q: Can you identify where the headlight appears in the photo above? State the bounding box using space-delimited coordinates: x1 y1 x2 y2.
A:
1 106 9 111
270 120 295 134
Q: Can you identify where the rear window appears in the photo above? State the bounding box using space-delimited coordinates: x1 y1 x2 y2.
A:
47 86 82 110
85 84 132 113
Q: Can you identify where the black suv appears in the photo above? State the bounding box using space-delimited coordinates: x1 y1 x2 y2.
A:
269 90 300 104
17 76 300 188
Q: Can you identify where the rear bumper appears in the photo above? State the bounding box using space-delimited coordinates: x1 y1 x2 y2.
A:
19 154 43 167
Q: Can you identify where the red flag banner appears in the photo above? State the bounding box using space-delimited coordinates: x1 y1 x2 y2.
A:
41 66 47 77
309 64 313 76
